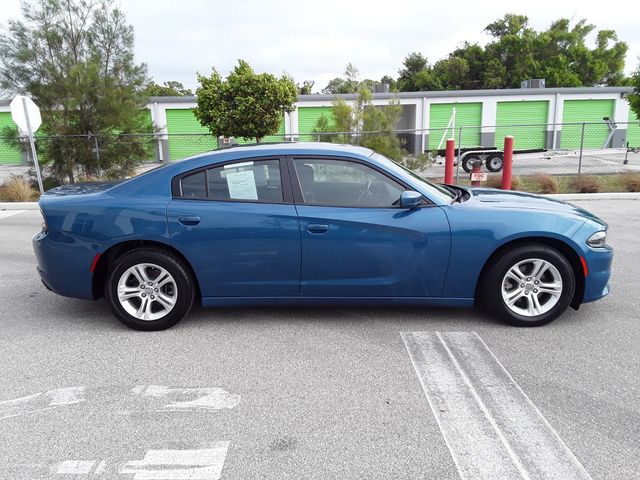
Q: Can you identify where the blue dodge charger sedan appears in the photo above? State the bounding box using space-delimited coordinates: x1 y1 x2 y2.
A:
33 143 612 330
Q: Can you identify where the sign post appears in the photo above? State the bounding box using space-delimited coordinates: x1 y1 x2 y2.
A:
10 95 44 193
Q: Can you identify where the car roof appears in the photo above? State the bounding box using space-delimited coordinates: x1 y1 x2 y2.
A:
188 141 374 160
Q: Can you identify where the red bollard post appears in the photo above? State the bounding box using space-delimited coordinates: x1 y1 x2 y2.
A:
470 160 483 187
444 138 455 184
502 135 514 190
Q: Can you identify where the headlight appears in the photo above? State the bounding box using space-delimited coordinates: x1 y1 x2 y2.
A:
587 230 607 248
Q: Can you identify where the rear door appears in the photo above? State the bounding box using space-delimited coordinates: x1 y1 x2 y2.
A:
289 156 451 298
167 157 300 298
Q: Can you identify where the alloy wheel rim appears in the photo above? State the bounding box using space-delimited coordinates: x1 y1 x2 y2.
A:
117 263 177 321
490 157 502 169
501 258 562 318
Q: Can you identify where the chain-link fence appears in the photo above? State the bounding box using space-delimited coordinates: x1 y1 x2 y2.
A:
1 121 639 190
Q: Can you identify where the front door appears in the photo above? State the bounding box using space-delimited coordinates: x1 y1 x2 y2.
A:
290 157 451 298
167 157 300 298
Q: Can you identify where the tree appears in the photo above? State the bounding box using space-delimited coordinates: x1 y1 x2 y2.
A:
322 77 349 94
380 75 397 91
321 63 380 94
0 0 152 183
479 15 628 88
298 80 314 95
397 52 430 91
322 87 404 160
394 15 629 91
194 60 297 143
433 57 470 90
145 81 193 96
630 63 640 120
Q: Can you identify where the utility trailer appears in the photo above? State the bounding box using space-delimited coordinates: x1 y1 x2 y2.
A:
430 146 545 173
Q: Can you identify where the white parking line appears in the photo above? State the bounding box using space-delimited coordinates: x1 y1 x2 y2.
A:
132 385 241 412
0 210 24 220
0 386 86 420
56 460 96 474
54 444 229 479
121 443 230 479
401 331 592 480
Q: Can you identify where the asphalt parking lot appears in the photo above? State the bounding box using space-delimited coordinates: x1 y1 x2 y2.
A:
0 199 639 480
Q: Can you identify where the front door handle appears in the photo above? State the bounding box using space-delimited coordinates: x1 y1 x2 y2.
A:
307 224 329 234
178 216 201 226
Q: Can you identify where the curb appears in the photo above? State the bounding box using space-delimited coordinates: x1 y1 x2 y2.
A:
2 192 640 210
547 192 640 201
0 201 40 210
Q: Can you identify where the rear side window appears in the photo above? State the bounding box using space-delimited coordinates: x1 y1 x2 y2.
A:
179 159 283 203
180 171 207 199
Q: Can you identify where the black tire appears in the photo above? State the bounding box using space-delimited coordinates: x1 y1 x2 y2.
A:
462 154 480 173
105 248 196 331
479 243 575 327
485 153 503 172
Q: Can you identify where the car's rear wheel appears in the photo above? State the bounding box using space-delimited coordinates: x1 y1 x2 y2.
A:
480 244 575 327
105 248 195 331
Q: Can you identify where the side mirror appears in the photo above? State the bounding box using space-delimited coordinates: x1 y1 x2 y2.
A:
400 190 423 209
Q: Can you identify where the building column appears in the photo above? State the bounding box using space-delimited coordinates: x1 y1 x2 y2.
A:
480 98 497 147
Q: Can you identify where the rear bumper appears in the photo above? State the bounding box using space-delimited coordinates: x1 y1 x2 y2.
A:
33 230 96 300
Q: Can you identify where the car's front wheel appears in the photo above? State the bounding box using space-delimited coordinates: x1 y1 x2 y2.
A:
105 248 196 330
480 244 575 327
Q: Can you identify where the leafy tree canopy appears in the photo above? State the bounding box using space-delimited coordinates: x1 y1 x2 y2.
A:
0 0 152 183
145 80 193 96
396 14 629 91
194 59 297 142
298 80 314 95
317 83 404 160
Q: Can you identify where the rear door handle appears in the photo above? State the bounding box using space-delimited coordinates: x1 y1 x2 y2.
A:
178 216 201 226
307 224 329 234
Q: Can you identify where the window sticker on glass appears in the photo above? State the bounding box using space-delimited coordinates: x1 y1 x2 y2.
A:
224 161 254 169
226 170 258 200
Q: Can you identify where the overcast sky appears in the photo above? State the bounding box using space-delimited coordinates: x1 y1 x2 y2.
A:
1 0 638 92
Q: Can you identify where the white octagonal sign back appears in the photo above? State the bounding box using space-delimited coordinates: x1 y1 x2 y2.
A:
10 95 42 134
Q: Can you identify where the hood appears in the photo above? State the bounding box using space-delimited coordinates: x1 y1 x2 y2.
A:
42 181 122 197
469 188 606 225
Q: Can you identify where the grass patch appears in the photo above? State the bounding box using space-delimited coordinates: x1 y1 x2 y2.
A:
1 176 39 202
431 172 635 194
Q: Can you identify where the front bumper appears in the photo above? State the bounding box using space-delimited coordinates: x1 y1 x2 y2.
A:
582 246 613 303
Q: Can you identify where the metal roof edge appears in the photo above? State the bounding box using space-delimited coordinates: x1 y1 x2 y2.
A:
2 86 632 106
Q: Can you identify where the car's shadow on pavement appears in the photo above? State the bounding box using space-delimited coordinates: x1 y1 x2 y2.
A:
37 292 592 333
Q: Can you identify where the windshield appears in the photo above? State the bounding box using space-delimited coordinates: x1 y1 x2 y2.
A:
369 153 456 204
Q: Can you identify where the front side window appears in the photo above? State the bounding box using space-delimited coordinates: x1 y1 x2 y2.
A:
293 158 404 208
180 159 283 203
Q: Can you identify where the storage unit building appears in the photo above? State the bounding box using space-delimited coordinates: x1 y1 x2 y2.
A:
561 99 615 149
165 109 217 160
428 102 482 149
495 100 549 149
627 108 640 148
0 112 23 165
297 107 334 135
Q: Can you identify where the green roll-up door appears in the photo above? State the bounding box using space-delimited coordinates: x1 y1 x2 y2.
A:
495 101 548 149
561 99 614 149
165 108 217 160
0 112 23 165
166 109 209 134
298 107 334 134
627 107 640 148
429 102 481 149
